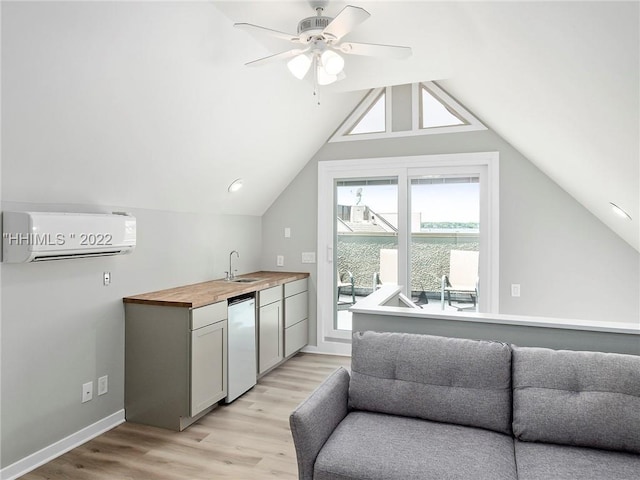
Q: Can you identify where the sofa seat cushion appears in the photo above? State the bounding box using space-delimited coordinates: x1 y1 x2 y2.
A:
514 440 640 480
314 411 517 480
512 346 640 453
350 331 513 435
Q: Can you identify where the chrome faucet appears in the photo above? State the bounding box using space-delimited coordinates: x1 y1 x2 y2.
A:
226 250 239 280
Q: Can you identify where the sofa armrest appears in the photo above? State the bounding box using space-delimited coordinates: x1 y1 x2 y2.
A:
289 367 350 480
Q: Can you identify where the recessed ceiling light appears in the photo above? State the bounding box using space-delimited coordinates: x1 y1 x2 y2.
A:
228 178 243 193
609 202 631 220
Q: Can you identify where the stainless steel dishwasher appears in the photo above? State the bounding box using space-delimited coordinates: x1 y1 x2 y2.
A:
225 294 257 403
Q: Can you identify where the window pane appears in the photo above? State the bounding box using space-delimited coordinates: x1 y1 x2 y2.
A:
409 176 479 311
348 92 386 135
421 86 466 129
336 178 398 330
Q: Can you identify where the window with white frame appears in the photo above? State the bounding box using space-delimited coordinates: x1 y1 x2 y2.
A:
330 82 486 143
317 153 499 354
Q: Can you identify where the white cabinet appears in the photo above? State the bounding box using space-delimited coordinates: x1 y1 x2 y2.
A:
124 273 309 430
258 286 283 375
284 278 309 357
191 303 227 416
125 301 227 431
257 278 309 374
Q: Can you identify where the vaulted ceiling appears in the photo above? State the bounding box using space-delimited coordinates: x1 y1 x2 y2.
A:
2 1 638 251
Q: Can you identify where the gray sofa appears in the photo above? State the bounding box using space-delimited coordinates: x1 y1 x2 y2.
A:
289 331 640 480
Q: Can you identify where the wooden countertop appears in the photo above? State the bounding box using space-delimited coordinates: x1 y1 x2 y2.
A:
123 271 309 308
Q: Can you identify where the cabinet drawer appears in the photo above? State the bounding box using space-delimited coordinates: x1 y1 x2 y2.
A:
284 292 308 328
284 278 308 297
191 301 227 330
259 285 282 307
284 319 308 357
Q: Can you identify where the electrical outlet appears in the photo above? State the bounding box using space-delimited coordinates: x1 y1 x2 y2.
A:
82 381 93 403
98 375 108 396
284 227 291 238
103 272 111 286
511 284 521 297
276 255 284 267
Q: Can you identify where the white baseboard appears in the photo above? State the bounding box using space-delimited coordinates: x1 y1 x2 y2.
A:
1 410 125 480
301 343 352 356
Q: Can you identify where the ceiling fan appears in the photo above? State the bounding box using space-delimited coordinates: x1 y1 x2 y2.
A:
235 0 412 90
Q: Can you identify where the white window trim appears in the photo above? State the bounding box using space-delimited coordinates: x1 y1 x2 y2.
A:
317 152 499 353
330 82 486 143
329 87 388 141
414 82 486 133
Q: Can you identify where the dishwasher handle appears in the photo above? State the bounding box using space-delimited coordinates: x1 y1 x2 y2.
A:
228 293 255 306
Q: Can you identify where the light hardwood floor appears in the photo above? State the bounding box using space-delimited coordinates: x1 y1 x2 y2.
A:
20 353 350 480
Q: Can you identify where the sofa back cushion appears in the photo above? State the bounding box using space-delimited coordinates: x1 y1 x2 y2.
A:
349 331 513 435
512 346 640 454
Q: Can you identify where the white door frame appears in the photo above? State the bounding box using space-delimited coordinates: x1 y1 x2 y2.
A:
317 152 499 354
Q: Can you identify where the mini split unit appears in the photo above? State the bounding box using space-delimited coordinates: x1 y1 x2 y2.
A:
2 211 136 263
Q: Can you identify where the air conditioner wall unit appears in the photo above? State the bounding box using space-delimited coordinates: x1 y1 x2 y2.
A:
2 211 136 263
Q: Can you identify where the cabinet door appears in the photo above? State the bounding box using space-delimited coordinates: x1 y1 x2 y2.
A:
191 320 227 416
258 301 283 374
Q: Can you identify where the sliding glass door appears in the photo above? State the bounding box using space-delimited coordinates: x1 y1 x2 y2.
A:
317 153 498 351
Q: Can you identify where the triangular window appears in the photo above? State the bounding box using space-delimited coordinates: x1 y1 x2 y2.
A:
348 91 386 135
420 84 468 129
329 82 485 143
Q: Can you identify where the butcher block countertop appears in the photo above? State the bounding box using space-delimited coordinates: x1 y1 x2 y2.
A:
123 271 309 308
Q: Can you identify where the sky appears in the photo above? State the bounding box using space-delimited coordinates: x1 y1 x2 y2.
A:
337 180 479 223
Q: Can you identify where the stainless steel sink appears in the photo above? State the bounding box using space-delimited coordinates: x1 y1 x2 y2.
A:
230 278 260 283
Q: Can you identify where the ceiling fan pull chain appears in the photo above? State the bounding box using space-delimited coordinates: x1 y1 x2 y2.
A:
313 54 320 105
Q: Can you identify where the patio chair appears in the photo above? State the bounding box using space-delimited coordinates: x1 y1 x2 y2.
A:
373 248 398 289
441 250 479 310
337 270 355 305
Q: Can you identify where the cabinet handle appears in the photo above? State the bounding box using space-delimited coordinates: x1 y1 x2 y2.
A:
327 245 333 263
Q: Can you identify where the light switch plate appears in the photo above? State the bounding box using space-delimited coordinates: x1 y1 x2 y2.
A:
301 252 316 264
511 284 521 297
284 227 291 238
98 375 108 396
276 255 284 267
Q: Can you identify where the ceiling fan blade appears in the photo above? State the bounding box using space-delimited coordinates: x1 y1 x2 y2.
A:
234 23 300 43
322 5 370 41
244 48 308 67
338 42 412 59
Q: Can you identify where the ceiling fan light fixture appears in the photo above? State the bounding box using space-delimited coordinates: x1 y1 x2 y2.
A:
320 49 344 75
316 65 337 85
236 4 411 100
287 53 312 79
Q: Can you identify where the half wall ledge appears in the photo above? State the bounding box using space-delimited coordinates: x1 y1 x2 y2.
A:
350 286 640 355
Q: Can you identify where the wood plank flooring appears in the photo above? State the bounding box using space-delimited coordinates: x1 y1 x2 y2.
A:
20 353 350 480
